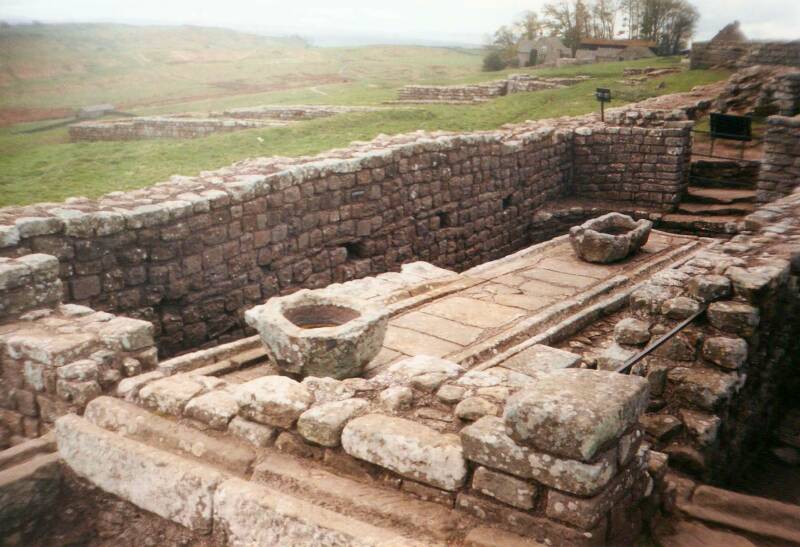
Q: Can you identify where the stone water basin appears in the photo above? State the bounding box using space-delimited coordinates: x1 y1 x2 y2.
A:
569 212 653 263
245 289 390 380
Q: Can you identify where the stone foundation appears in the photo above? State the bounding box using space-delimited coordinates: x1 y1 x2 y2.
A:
214 104 381 121
394 74 588 104
68 116 282 142
757 114 800 202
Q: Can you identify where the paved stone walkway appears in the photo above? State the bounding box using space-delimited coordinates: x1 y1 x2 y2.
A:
368 231 699 375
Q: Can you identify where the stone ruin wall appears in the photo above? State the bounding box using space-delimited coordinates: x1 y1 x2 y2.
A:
691 40 800 70
68 116 279 142
395 75 586 104
215 105 380 121
0 122 691 357
757 114 800 202
0 254 157 447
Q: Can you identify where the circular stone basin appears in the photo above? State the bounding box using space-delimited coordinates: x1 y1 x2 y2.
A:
569 212 653 264
244 290 390 380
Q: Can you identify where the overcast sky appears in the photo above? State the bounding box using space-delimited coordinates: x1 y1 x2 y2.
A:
1 0 798 45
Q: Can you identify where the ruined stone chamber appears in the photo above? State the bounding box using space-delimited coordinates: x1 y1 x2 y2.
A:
569 213 653 263
245 289 390 379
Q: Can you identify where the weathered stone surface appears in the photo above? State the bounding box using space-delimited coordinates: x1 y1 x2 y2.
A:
596 343 637 371
687 275 731 302
228 416 277 447
213 477 407 546
245 290 390 379
138 374 210 416
640 413 683 441
300 376 355 404
94 316 155 351
374 355 464 386
437 384 467 404
707 301 760 336
499 344 581 377
662 296 701 320
342 414 467 491
460 416 617 497
378 386 414 411
569 213 652 263
680 409 721 446
297 398 369 447
84 396 255 474
630 283 680 316
117 370 164 401
702 337 748 370
668 367 739 411
504 369 649 461
455 397 499 421
472 466 537 510
614 318 651 346
56 414 224 533
184 390 239 430
235 375 314 428
546 464 646 529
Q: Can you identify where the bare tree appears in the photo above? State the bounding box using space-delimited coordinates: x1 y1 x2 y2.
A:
661 0 699 53
543 0 591 56
590 0 620 39
516 11 544 40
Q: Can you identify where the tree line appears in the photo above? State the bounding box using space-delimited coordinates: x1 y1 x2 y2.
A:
484 0 699 71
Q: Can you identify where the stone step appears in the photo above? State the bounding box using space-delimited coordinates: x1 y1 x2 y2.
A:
686 187 757 205
55 414 422 545
659 214 741 236
680 485 800 545
677 202 756 216
252 449 472 544
0 432 56 472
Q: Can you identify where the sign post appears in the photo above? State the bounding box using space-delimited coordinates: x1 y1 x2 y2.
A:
596 88 611 122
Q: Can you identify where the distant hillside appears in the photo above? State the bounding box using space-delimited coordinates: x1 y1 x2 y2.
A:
0 23 483 124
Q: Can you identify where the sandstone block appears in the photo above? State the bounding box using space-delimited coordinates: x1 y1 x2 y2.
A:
213 477 404 546
504 369 649 461
614 318 651 346
707 301 760 336
342 414 467 491
184 390 239 430
228 416 277 447
472 466 537 510
662 296 701 319
235 375 314 428
297 398 369 447
460 416 617 497
668 367 739 411
139 374 212 416
378 386 414 411
687 275 731 302
95 317 155 351
455 397 499 421
56 414 224 533
300 376 355 404
702 337 748 370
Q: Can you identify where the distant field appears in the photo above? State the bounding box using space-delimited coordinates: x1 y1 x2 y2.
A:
0 24 731 207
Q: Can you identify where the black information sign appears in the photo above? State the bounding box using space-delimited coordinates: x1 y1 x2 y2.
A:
709 113 752 142
596 88 611 121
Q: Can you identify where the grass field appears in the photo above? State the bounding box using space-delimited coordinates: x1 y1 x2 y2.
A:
0 24 731 207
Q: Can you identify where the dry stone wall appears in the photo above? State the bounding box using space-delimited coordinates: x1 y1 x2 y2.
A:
757 114 800 202
0 121 691 356
69 117 280 142
395 74 587 104
691 40 800 69
215 105 381 121
573 124 693 208
0 254 157 447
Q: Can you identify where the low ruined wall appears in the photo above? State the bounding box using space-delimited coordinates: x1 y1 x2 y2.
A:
216 105 380 121
573 124 693 208
395 74 586 104
757 114 800 202
68 117 276 142
691 40 800 69
396 81 508 104
0 121 691 356
0 255 157 444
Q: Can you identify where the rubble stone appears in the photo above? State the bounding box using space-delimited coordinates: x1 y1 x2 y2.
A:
297 398 369 447
235 376 314 428
614 318 651 346
702 337 748 370
472 466 537 510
